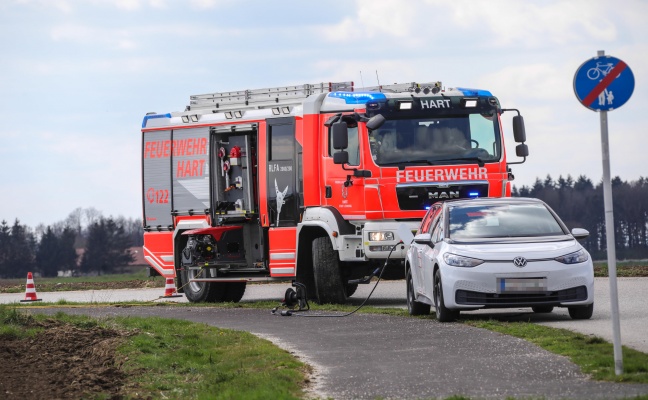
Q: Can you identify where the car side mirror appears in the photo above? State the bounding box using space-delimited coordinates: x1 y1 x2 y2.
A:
413 233 432 245
571 228 589 240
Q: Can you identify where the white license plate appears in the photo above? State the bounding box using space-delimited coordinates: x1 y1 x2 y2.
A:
497 278 547 293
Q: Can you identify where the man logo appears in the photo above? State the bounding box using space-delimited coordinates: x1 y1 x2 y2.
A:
513 256 528 268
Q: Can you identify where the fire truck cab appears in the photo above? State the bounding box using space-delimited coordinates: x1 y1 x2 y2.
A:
141 81 528 304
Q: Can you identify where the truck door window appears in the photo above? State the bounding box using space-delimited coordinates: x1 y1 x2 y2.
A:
267 118 298 226
369 116 500 165
328 117 359 166
270 124 293 161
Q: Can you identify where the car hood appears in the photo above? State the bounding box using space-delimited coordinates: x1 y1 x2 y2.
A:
446 237 583 260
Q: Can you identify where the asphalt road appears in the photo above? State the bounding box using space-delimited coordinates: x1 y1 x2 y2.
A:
5 277 648 398
3 277 647 353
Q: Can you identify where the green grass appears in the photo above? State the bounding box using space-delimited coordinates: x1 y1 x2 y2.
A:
463 318 648 384
0 305 309 399
0 267 164 293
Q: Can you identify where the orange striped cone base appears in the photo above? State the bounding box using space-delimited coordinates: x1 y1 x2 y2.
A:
160 277 182 298
20 272 42 302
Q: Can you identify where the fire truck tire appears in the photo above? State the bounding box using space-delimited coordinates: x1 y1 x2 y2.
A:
181 268 225 303
345 283 358 297
312 236 347 304
221 282 247 303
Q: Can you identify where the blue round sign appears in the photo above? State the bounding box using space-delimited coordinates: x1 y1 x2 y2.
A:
573 55 634 112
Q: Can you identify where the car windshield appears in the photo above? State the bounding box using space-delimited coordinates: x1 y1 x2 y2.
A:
448 203 565 239
368 114 500 165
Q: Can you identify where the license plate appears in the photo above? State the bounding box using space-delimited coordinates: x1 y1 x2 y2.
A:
497 278 546 293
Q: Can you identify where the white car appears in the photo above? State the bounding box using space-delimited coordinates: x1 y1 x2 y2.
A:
405 197 594 322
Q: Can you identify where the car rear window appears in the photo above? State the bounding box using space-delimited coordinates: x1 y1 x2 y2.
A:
448 203 565 239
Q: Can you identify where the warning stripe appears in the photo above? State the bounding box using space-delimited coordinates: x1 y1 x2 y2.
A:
582 61 627 106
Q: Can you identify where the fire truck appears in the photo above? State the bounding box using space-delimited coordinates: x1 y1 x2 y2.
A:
141 81 528 304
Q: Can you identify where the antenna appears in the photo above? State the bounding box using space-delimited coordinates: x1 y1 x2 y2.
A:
359 71 365 89
375 70 381 91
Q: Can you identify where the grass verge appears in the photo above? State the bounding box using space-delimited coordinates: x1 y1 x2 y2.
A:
0 305 310 399
462 317 648 384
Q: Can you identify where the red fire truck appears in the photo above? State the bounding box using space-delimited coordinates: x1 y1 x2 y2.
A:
141 81 528 304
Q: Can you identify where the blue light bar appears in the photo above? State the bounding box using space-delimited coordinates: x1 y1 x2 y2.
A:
469 192 479 198
456 87 493 97
328 91 387 104
142 113 172 128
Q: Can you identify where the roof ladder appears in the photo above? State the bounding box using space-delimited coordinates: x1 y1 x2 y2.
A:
188 81 354 111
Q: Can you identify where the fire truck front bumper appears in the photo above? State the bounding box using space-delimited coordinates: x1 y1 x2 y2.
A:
362 221 419 260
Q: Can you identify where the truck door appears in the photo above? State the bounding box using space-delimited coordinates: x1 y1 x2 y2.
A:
261 117 301 277
265 117 300 227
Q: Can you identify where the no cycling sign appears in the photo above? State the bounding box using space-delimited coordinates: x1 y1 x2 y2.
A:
573 54 634 111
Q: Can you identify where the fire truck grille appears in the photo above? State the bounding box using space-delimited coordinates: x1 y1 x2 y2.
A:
396 183 489 210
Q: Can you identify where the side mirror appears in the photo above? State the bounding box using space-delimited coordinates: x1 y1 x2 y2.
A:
333 151 349 165
516 143 529 157
571 228 590 240
512 115 526 143
366 114 386 131
332 121 348 149
413 233 432 245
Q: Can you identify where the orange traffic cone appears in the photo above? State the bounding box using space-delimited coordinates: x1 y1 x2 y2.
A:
20 272 42 302
160 277 182 298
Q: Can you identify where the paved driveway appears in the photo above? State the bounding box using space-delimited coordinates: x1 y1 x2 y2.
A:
29 305 648 400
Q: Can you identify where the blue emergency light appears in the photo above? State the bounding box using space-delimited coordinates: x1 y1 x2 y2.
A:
328 91 387 105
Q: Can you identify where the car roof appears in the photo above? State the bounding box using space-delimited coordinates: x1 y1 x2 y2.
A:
439 197 547 208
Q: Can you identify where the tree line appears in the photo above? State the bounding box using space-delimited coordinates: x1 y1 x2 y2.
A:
0 207 144 279
1 175 646 278
513 175 648 260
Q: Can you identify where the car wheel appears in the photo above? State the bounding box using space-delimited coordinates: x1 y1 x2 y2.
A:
406 269 430 316
433 269 458 322
532 306 554 313
568 303 594 320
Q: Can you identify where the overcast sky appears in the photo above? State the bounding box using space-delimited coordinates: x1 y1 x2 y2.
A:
1 0 645 228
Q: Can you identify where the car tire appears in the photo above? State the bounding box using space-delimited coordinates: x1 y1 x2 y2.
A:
433 269 459 322
532 306 554 313
406 269 430 316
568 303 594 320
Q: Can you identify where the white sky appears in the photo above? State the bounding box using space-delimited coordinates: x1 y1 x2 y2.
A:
1 0 646 227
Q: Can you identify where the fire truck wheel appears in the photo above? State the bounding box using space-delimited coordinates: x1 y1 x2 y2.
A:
312 236 347 304
181 267 225 303
221 282 247 303
345 283 358 297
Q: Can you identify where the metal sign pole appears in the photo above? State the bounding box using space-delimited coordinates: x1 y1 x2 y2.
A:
597 49 623 375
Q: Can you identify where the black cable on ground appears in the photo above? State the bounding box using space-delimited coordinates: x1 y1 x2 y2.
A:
272 241 403 318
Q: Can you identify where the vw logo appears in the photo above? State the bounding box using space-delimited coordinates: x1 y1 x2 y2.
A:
513 256 528 268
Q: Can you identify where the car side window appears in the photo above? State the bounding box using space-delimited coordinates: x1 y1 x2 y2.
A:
431 216 444 243
419 205 439 234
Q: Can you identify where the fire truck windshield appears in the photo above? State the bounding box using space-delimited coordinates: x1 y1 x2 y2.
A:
368 114 500 166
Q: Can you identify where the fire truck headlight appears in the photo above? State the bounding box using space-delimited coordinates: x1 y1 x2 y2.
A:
368 231 394 242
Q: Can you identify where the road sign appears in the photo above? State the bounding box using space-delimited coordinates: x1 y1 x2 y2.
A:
573 55 634 111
